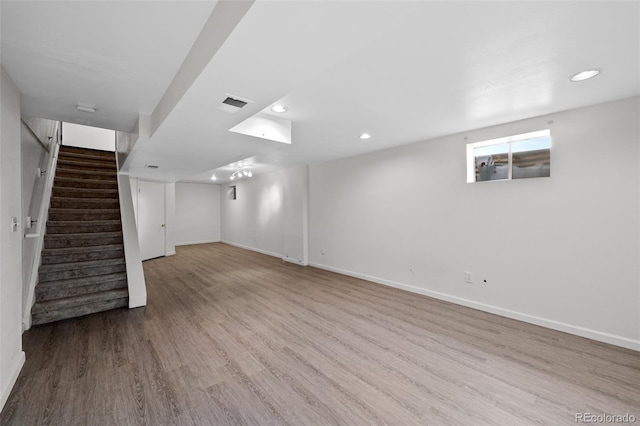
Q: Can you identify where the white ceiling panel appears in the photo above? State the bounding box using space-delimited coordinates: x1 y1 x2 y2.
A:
1 0 216 131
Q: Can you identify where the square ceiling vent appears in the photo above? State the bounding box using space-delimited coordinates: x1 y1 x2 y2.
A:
219 95 253 114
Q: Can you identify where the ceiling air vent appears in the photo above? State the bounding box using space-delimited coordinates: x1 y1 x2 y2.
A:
219 94 253 114
223 97 248 108
144 164 159 169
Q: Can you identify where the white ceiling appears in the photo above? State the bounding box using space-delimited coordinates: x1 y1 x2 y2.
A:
2 1 639 184
1 1 216 131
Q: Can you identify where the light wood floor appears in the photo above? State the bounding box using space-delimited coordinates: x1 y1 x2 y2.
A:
2 243 639 425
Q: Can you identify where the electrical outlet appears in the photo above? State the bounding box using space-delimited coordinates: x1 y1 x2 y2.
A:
465 271 472 283
11 217 19 233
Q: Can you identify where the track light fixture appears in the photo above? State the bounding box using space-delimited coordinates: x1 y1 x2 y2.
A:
230 165 252 180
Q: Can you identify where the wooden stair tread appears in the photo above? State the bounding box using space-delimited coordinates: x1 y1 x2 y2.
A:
42 244 124 254
47 219 121 224
31 298 129 325
51 196 118 202
36 272 128 289
57 159 116 170
55 167 117 176
32 289 128 313
39 257 125 272
54 176 118 187
46 231 122 238
49 208 120 213
57 152 117 163
55 176 117 183
53 187 118 193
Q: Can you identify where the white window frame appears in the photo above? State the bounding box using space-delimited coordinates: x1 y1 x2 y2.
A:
466 129 551 183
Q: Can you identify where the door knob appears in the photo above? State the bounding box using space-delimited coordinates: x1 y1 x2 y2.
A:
161 224 166 227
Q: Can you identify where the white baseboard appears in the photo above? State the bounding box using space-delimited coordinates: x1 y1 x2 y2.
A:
165 251 176 256
221 240 283 260
1 351 25 412
175 239 221 247
309 261 640 352
283 257 308 266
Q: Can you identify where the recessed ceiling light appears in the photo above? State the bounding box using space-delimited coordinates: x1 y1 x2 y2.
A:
271 105 287 113
360 133 372 140
76 105 96 113
570 69 600 82
210 174 217 181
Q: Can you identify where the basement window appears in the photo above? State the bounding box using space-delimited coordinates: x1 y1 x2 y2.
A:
466 129 551 183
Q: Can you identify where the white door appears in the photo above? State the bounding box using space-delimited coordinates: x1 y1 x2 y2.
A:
138 180 165 261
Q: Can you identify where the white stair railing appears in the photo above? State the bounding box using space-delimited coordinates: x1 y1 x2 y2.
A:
22 121 61 330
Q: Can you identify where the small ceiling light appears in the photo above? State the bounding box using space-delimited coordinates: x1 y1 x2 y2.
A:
271 105 287 113
210 174 217 181
360 133 372 140
76 105 96 113
570 69 600 82
230 175 235 180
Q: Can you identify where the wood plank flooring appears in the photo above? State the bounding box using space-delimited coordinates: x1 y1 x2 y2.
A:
2 242 639 425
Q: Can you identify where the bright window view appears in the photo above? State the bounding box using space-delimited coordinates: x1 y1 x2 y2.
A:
467 129 551 183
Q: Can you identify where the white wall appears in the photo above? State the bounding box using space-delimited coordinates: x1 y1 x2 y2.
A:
308 97 640 349
0 66 26 411
218 97 639 349
63 122 115 152
220 165 308 264
175 182 221 246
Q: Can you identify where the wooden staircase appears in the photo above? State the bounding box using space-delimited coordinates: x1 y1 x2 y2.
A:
31 146 129 325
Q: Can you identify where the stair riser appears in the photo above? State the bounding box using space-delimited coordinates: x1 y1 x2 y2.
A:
46 223 122 234
50 199 119 209
58 153 116 164
59 147 115 158
36 279 128 302
32 297 128 325
48 211 121 221
45 235 123 249
42 248 124 265
56 161 116 172
52 188 118 199
40 263 126 282
54 179 118 190
55 169 117 181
